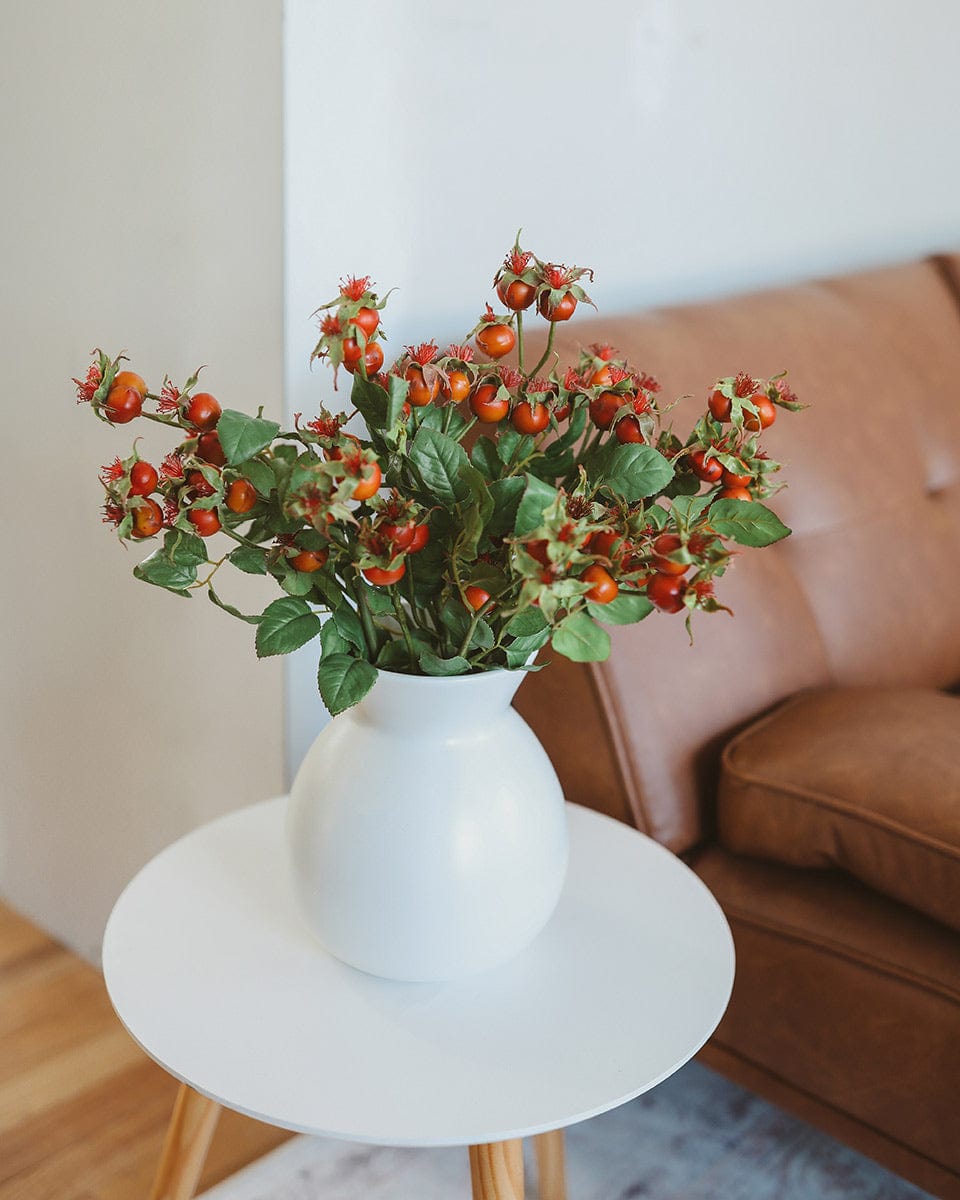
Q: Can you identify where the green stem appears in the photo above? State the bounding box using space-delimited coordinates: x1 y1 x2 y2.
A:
137 409 188 430
516 310 525 374
352 571 381 659
456 416 478 443
584 423 606 456
449 537 469 606
527 321 557 380
219 526 264 550
457 608 486 658
428 596 448 653
188 555 228 589
390 586 417 662
503 435 528 476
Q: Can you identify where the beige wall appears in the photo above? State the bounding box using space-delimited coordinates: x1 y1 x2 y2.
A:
0 0 285 961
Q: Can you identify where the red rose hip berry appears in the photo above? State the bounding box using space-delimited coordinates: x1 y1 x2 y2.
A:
188 508 221 537
128 461 159 496
130 498 163 538
225 478 257 513
185 392 221 431
103 385 142 425
647 573 686 613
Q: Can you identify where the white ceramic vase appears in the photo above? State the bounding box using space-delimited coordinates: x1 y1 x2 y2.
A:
287 667 568 982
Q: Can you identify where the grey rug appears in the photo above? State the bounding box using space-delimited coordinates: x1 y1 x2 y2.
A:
199 1062 933 1199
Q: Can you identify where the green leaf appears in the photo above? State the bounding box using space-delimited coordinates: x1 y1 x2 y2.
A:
505 607 548 637
320 618 352 658
470 436 501 480
310 571 344 609
217 409 281 466
375 640 413 670
515 474 558 537
587 592 653 625
133 561 193 600
351 371 388 429
163 528 208 567
418 650 471 676
550 403 587 452
408 428 473 504
317 654 378 715
505 626 551 667
133 552 197 593
670 494 714 526
589 443 674 501
235 458 275 498
351 371 407 431
551 611 611 662
363 585 395 615
132 528 209 594
459 502 487 560
333 604 366 651
279 564 316 596
410 535 445 605
460 459 494 520
496 428 532 466
644 504 671 531
470 618 495 651
708 499 792 547
530 449 574 481
487 477 525 537
413 405 444 433
208 587 261 624
255 597 321 658
228 545 268 574
439 596 472 644
662 470 701 499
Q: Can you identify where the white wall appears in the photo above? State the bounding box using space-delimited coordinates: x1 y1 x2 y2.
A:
0 0 285 961
284 0 960 773
6 0 957 953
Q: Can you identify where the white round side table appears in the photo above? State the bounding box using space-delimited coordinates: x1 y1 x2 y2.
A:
102 798 734 1199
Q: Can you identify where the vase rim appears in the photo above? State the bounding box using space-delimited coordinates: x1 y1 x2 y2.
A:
374 665 528 685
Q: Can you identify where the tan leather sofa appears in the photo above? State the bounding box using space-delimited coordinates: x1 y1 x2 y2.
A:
515 255 960 1199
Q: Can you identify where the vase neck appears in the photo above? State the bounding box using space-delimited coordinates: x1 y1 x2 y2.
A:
354 668 526 734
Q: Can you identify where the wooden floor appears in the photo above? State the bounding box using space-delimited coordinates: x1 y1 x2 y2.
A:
0 902 292 1200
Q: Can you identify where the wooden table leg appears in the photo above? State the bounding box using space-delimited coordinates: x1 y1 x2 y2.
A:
469 1139 524 1199
533 1130 567 1200
149 1083 221 1200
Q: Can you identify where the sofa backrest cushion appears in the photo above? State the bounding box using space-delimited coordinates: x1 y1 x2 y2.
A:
515 258 960 852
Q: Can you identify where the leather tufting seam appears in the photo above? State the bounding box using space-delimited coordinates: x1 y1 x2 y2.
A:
724 905 960 1005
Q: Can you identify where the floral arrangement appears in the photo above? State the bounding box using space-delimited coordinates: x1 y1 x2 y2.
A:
75 236 801 714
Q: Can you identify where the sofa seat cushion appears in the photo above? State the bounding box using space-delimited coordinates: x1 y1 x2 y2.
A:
717 686 960 932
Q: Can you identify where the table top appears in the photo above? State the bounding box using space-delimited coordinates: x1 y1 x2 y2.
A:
102 797 734 1148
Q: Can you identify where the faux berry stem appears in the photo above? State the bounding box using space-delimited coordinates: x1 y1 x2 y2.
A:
348 568 381 660
389 585 417 662
220 526 265 550
138 408 186 430
189 555 228 589
527 321 557 380
456 416 478 443
457 608 484 659
516 310 526 374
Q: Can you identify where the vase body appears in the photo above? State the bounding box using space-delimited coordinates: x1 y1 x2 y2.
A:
287 668 568 982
